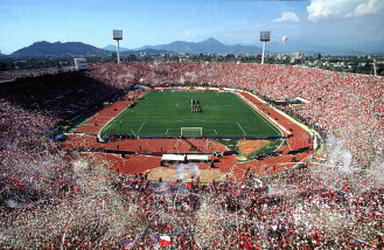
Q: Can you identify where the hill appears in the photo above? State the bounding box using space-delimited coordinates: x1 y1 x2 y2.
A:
140 37 384 55
11 41 109 57
103 44 130 52
122 48 176 56
104 45 174 56
140 37 261 54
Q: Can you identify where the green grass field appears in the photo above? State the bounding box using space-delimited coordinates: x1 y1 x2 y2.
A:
101 90 281 138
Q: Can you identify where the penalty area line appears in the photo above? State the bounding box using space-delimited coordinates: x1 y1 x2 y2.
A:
131 129 136 137
136 121 146 136
236 122 247 136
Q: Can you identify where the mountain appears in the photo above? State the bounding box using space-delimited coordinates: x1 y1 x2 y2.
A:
103 45 174 55
266 40 344 55
121 48 176 56
8 39 384 58
103 44 130 52
11 41 110 57
140 37 384 55
0 50 7 57
139 38 261 54
267 38 384 55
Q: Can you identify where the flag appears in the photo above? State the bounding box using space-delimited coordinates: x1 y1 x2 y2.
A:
160 235 172 246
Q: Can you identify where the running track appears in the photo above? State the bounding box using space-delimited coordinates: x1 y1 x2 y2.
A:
64 89 314 180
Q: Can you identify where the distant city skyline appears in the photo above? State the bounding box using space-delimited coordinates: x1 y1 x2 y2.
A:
0 0 383 54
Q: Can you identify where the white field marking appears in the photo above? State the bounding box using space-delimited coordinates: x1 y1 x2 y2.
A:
214 129 218 135
98 106 130 140
175 119 232 124
165 129 169 135
167 132 180 136
206 104 238 107
176 118 209 123
236 122 247 136
236 92 287 136
165 128 180 136
136 121 146 135
131 129 136 137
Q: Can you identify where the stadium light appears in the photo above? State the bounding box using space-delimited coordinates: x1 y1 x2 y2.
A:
260 31 271 64
372 60 377 77
113 30 123 63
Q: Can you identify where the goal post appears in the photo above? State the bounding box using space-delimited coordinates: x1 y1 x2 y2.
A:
180 127 203 137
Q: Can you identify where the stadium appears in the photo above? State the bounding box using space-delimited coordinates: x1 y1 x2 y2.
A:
1 62 383 248
64 80 314 182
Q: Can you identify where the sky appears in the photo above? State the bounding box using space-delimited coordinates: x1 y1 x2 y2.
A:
0 0 383 54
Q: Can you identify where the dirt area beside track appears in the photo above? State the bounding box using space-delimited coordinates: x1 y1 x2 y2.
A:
238 139 270 155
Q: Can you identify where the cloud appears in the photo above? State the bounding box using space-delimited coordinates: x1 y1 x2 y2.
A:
307 0 384 22
346 0 384 17
273 11 300 22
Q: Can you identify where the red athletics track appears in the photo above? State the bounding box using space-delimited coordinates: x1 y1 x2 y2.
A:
64 88 314 180
75 90 147 135
238 91 313 152
64 134 226 154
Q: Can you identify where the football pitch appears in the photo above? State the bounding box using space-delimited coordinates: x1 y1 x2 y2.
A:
101 90 281 138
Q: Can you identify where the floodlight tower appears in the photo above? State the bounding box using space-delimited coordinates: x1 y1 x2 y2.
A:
372 60 377 77
260 31 271 64
113 30 123 63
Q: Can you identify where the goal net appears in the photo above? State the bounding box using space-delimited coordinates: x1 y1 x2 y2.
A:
180 127 203 137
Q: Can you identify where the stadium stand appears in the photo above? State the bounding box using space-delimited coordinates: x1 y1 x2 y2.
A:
1 62 383 248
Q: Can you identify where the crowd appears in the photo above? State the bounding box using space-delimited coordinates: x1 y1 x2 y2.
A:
0 70 127 211
52 161 384 249
0 62 383 248
1 151 383 248
0 66 76 80
87 62 384 166
0 71 127 127
93 165 384 248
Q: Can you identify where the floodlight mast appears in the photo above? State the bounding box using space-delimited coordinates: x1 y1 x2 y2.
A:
113 30 123 63
117 40 120 63
372 60 377 77
261 42 266 64
260 31 271 64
